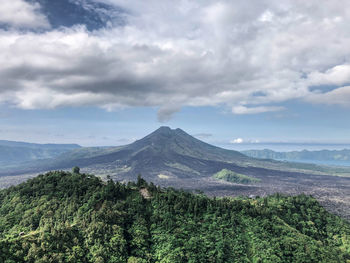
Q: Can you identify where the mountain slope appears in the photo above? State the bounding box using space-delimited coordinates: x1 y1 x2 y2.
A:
0 127 249 176
2 127 350 220
128 127 248 162
3 127 350 179
1 171 349 262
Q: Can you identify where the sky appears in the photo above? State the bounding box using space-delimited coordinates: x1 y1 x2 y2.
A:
0 0 350 150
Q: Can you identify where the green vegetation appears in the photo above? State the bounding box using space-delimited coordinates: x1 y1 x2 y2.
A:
72 166 80 174
214 169 261 184
1 171 350 262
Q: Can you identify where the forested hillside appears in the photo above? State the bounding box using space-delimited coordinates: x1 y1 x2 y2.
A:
0 171 349 263
213 169 261 184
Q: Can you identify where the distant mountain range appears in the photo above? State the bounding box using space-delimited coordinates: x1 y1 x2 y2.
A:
242 149 350 163
0 140 81 165
0 127 251 177
1 127 350 220
2 126 350 179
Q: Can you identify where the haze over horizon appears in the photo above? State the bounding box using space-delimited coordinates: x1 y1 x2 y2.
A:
2 125 350 152
1 0 350 148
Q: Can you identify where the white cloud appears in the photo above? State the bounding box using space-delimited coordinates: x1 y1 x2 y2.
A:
259 10 274 22
306 86 350 107
0 0 350 120
0 0 49 28
230 138 260 144
232 105 285 114
230 138 244 144
308 64 350 86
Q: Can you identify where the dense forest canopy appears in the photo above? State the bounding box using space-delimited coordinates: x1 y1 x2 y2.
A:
0 171 349 263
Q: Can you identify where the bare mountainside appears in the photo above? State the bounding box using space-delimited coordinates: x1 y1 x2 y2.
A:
1 126 350 220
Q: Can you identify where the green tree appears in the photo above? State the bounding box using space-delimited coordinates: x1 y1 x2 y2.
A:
72 166 80 174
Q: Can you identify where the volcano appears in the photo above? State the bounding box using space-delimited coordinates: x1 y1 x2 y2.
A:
9 127 249 178
1 126 337 182
3 127 350 220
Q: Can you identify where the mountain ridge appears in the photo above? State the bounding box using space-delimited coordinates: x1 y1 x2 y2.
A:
0 140 81 165
242 148 350 164
2 126 350 178
1 127 350 220
0 140 81 149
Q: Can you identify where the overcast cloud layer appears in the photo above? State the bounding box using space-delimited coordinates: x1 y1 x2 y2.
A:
1 0 350 121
